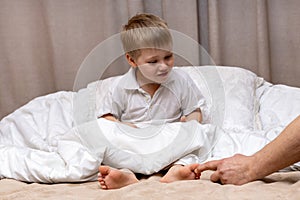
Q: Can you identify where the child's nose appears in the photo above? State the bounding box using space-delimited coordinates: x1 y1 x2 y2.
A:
158 62 169 71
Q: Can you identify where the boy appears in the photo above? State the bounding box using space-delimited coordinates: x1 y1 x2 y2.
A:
97 13 205 189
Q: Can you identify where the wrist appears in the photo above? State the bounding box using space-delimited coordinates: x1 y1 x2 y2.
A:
249 154 267 181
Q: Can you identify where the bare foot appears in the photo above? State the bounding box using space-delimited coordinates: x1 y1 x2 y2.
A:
98 166 139 189
160 164 200 183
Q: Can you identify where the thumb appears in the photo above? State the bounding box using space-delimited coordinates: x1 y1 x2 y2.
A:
210 171 221 183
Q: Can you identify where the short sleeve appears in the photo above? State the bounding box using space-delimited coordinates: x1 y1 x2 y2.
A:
97 81 123 119
179 71 206 116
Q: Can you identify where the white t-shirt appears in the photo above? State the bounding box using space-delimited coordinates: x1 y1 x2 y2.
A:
97 68 206 127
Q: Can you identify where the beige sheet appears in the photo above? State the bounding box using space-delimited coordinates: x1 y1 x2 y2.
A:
1 171 299 200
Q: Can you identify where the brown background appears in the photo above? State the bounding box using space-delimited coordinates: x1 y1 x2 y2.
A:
1 0 300 119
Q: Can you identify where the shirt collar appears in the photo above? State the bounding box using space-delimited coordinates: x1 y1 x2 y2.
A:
121 68 140 90
121 68 176 90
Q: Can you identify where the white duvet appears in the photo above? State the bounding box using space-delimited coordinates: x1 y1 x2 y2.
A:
0 66 299 183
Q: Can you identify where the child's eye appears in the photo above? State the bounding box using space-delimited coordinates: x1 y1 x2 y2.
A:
165 54 173 60
148 60 157 64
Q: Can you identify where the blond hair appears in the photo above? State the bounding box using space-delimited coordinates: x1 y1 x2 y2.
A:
121 13 173 59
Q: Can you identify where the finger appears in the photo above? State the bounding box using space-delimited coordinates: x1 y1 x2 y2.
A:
131 124 137 128
196 160 221 172
180 116 186 122
210 171 221 183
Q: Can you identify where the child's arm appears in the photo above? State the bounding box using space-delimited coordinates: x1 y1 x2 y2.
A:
180 108 202 123
101 113 118 122
100 114 137 128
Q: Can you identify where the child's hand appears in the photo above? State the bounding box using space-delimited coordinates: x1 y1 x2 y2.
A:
180 116 187 122
194 167 202 179
122 122 138 128
184 109 202 123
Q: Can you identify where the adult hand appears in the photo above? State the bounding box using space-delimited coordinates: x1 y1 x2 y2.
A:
196 154 257 185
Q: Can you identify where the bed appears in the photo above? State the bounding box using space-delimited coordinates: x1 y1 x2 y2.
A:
1 66 300 199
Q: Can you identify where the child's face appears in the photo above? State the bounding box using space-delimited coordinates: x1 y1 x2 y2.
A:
133 48 174 84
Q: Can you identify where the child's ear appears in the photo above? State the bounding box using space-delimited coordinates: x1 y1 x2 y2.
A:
126 54 137 68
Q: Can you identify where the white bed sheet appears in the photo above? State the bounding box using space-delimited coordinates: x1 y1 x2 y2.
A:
0 66 299 183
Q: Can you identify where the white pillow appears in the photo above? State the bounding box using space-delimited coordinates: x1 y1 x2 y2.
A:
180 66 259 130
259 84 300 129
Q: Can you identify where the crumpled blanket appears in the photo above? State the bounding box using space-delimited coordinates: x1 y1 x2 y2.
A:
0 88 221 183
0 78 297 183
